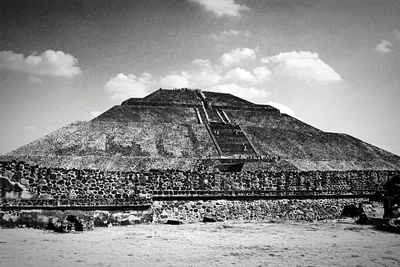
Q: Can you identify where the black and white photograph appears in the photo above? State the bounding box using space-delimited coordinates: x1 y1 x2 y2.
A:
0 0 399 266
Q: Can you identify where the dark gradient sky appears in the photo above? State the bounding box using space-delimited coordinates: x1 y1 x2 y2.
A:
1 0 400 156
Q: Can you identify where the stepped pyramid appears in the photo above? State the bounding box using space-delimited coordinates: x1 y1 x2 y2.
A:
2 88 400 171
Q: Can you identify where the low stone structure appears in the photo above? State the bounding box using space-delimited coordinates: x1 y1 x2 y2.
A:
0 198 383 230
152 199 382 223
1 89 398 232
1 161 398 201
0 209 154 230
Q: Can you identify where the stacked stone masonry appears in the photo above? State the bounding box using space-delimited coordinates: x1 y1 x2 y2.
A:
153 199 382 222
209 123 255 156
1 161 398 204
0 199 383 228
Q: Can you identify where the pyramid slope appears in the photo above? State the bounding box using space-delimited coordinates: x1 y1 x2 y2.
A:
2 88 399 171
202 91 255 107
243 127 400 171
2 120 217 170
122 88 201 106
93 105 199 123
2 121 87 158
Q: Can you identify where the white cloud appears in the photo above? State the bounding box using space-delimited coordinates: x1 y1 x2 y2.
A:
268 51 342 83
221 29 241 36
260 57 269 64
266 102 295 116
0 50 81 77
105 48 340 104
161 67 222 89
219 48 256 67
191 58 224 87
251 66 271 82
211 29 250 40
188 68 222 88
222 66 271 85
105 72 154 100
208 83 270 104
192 59 212 68
160 72 190 88
164 58 224 89
158 51 269 103
190 0 249 17
223 67 255 84
28 76 42 84
375 39 392 53
89 110 103 119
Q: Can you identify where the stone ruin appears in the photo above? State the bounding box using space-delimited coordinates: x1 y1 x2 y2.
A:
1 89 400 230
1 88 399 172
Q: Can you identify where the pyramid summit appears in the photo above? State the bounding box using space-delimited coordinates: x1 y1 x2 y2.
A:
2 88 400 171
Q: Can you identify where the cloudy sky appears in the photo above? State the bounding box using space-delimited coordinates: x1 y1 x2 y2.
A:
1 0 400 156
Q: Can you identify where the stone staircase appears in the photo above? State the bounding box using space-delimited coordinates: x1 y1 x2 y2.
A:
194 90 257 157
209 122 256 156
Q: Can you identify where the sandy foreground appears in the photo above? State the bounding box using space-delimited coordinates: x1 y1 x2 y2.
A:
0 221 399 267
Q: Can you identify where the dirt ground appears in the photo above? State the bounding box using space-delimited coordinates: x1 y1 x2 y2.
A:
1 220 399 266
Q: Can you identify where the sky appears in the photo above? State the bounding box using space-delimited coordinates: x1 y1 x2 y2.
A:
0 0 400 156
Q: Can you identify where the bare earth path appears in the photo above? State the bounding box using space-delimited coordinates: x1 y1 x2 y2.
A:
1 221 399 267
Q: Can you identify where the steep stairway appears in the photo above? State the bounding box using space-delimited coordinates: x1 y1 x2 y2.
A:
209 122 256 156
194 90 258 157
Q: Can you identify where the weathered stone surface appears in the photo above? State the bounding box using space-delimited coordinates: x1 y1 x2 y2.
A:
152 199 383 223
53 221 75 233
2 160 398 201
1 88 399 171
0 199 384 231
93 211 110 227
65 215 85 231
340 205 358 218
203 215 218 222
166 219 183 225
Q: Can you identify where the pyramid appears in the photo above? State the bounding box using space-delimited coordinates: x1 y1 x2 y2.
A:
2 88 400 171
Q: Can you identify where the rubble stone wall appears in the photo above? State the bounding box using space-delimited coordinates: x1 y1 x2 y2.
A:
1 161 398 202
0 198 383 229
152 198 382 222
